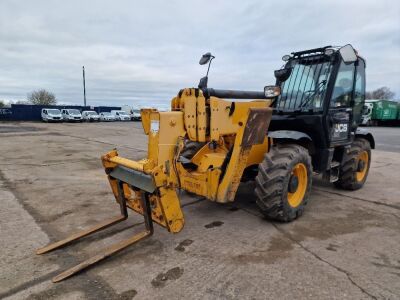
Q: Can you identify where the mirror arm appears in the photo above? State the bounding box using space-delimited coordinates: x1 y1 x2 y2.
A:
206 57 214 77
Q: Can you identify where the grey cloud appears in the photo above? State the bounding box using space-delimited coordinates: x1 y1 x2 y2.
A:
0 0 399 106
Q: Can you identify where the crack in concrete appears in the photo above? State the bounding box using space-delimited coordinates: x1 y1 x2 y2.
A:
314 187 400 211
1 218 149 299
389 212 400 220
1 126 147 152
181 197 206 207
234 204 378 299
271 223 378 300
0 164 207 299
371 162 394 169
0 158 98 168
0 169 130 299
0 270 59 299
55 132 147 153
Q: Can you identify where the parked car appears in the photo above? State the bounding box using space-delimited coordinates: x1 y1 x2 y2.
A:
131 109 141 121
82 110 100 122
111 110 130 121
61 109 82 122
41 108 62 122
99 112 116 121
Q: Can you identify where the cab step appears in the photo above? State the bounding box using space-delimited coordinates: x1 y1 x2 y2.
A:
330 161 340 169
322 161 340 183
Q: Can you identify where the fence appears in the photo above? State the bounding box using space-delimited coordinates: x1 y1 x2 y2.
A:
0 108 13 121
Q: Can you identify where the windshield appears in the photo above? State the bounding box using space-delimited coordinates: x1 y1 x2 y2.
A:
68 109 81 115
86 111 97 115
48 109 61 114
276 56 333 111
119 111 128 115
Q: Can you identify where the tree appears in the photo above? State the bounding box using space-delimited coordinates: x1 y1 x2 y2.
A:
0 100 5 108
365 87 395 100
27 89 57 105
15 100 29 104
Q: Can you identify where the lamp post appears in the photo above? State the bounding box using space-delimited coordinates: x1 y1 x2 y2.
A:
82 66 87 107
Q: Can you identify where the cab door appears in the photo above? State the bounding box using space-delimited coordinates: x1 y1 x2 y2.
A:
327 59 355 145
352 59 366 129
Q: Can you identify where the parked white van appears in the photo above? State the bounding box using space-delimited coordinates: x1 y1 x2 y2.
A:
110 110 130 121
61 109 82 122
121 105 140 121
131 109 141 121
82 111 100 122
41 108 62 122
99 112 116 121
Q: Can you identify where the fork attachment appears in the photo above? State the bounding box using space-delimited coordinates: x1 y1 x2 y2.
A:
36 180 154 283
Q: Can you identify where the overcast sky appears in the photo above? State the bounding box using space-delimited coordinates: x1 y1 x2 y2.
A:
0 0 399 107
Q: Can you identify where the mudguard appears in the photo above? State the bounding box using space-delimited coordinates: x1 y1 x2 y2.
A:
268 130 312 142
355 128 375 149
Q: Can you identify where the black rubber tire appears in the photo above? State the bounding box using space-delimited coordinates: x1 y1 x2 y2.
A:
334 138 371 190
180 140 205 159
255 144 312 222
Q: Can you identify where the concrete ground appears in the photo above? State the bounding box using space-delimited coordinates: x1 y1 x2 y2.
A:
363 126 400 153
0 121 399 300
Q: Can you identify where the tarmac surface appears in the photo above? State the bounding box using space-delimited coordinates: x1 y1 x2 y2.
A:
365 126 400 153
0 121 399 300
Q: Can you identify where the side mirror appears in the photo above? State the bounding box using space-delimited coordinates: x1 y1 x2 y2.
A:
198 52 215 88
274 67 292 82
199 52 213 65
339 44 357 63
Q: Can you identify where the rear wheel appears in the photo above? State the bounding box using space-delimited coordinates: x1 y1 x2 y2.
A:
334 138 371 190
180 140 205 159
255 144 312 222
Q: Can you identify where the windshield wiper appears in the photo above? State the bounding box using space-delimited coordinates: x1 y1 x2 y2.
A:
300 80 327 109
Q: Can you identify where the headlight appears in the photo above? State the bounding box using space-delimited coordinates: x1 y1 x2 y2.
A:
324 48 335 56
264 86 281 98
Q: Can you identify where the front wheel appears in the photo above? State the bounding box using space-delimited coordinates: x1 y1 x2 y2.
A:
255 144 312 222
334 138 371 190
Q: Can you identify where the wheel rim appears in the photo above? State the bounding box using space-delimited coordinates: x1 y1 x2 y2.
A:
287 163 308 208
356 151 368 182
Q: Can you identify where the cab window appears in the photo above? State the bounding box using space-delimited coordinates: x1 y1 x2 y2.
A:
354 60 365 106
331 61 355 107
353 59 366 126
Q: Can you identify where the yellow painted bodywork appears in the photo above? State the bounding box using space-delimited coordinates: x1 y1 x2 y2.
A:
102 88 272 234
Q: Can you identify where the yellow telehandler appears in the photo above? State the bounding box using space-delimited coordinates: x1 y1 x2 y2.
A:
37 46 374 282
